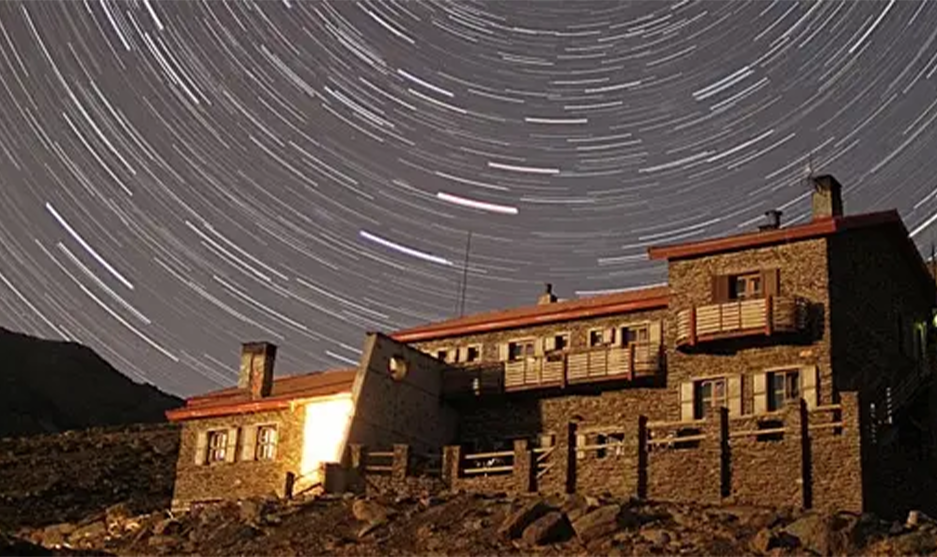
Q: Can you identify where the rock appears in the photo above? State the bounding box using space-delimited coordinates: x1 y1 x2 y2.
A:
420 495 442 508
573 504 623 542
907 510 937 528
67 520 106 544
148 534 179 547
38 525 67 548
750 527 800 554
883 528 937 556
358 521 386 539
105 501 132 532
239 498 263 525
521 511 573 546
641 528 672 547
782 512 864 557
153 518 181 536
498 499 551 539
352 499 389 524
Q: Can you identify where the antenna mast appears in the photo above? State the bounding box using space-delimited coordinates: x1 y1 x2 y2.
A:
456 230 472 318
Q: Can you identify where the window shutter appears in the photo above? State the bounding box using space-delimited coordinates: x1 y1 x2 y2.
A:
728 375 743 416
575 434 586 459
241 425 258 462
499 343 509 361
680 382 695 421
544 335 556 352
762 268 780 296
604 328 616 345
648 320 662 345
712 275 730 303
225 427 239 463
753 373 768 414
534 337 545 357
801 365 819 409
194 431 208 465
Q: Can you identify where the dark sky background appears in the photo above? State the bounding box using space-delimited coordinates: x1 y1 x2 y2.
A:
1 0 936 397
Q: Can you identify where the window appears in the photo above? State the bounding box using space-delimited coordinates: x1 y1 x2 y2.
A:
730 273 762 300
508 340 535 362
207 430 228 463
694 378 727 419
609 433 626 456
589 328 614 347
621 325 649 346
256 425 278 461
768 370 800 410
595 434 607 458
464 345 480 363
552 334 568 351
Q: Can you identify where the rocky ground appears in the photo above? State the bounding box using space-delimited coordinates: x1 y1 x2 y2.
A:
4 422 937 556
0 423 179 533
6 489 937 557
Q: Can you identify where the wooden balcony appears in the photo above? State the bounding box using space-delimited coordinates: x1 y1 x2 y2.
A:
441 363 504 398
503 343 662 391
675 295 807 347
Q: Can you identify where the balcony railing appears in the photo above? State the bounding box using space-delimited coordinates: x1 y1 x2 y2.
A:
675 295 807 347
503 343 662 391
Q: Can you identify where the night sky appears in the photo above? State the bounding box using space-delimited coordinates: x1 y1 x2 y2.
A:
2 0 936 397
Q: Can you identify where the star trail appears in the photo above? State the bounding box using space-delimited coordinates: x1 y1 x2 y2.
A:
2 0 937 397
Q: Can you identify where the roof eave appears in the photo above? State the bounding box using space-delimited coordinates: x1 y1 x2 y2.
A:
165 390 353 422
392 295 669 343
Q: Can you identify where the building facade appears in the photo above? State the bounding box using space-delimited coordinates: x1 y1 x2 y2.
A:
167 175 937 518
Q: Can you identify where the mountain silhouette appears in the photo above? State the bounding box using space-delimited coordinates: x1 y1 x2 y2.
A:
0 327 182 438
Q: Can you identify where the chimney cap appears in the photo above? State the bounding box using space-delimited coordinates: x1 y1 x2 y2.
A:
544 283 553 294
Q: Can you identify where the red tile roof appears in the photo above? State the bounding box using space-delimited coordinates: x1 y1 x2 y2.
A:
391 285 669 342
166 369 357 421
647 211 900 260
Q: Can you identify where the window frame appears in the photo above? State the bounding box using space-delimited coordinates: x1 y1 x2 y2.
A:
619 322 650 347
588 327 614 348
730 272 763 300
507 338 537 362
206 429 229 464
767 369 801 411
694 377 728 420
255 424 278 461
461 344 482 364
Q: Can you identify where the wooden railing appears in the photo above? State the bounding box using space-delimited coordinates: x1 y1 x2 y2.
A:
503 343 662 391
675 295 807 346
363 450 394 474
462 449 514 476
533 446 555 479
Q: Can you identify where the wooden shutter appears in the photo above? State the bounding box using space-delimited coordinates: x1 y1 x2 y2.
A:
194 431 208 465
544 335 556 352
728 376 743 416
604 328 616 345
241 425 258 462
224 427 239 463
499 343 509 361
534 337 545 357
801 365 819 409
680 382 695 421
753 373 768 414
762 268 780 296
648 320 662 345
712 275 730 303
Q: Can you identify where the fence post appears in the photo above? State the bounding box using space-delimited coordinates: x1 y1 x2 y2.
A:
566 421 578 494
637 415 648 499
513 439 534 493
719 407 730 499
393 444 410 482
798 398 812 509
442 445 462 489
349 444 366 471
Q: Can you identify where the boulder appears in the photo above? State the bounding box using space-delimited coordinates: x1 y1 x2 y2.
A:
498 499 551 539
153 517 182 536
781 512 865 556
352 499 389 524
750 527 800 554
148 534 180 548
239 498 264 525
572 504 623 542
521 511 573 546
879 528 937 555
105 501 132 532
640 528 672 547
67 520 106 544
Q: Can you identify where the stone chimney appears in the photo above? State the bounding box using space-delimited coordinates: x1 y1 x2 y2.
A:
238 342 276 399
811 175 844 220
538 283 557 305
759 209 782 231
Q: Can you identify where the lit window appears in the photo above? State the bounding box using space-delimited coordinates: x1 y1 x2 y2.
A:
207 430 228 463
256 425 278 461
768 370 800 411
695 378 727 419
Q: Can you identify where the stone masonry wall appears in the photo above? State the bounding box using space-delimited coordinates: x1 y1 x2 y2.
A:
827 227 937 519
666 238 833 414
348 333 459 453
171 406 304 510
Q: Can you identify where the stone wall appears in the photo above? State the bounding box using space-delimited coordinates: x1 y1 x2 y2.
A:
666 238 833 413
171 406 304 510
827 227 937 519
347 333 459 452
342 396 864 514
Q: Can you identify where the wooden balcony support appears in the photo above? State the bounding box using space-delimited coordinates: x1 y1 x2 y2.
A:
765 294 774 336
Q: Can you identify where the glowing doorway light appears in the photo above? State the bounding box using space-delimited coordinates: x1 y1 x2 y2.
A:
299 394 355 488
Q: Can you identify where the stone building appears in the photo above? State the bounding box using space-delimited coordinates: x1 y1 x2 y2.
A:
167 175 937 518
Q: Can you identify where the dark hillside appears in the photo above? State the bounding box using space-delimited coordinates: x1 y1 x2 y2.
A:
0 327 183 438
